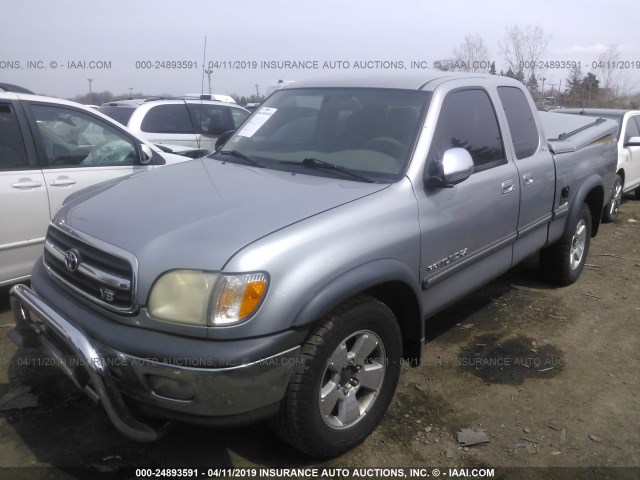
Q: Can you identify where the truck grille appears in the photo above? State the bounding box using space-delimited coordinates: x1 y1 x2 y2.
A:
43 225 136 312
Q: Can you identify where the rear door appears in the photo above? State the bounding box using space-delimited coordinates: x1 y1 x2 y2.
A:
0 100 49 285
497 86 556 264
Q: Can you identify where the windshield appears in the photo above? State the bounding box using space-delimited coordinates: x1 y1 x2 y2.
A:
214 88 430 182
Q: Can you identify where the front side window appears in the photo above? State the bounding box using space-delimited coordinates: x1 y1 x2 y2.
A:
141 104 193 134
427 89 506 171
31 104 138 168
217 88 429 182
230 107 250 128
624 115 640 143
0 104 28 170
497 86 540 159
186 104 234 135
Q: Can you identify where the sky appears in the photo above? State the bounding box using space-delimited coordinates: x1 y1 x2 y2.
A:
1 0 639 100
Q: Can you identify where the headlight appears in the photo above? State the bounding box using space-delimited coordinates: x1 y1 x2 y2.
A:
148 270 268 327
211 273 268 326
148 270 219 326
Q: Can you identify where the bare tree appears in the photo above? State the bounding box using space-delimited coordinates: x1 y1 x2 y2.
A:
453 34 491 73
595 45 628 105
499 25 551 82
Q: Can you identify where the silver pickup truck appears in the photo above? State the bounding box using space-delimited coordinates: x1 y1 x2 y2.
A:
9 73 617 458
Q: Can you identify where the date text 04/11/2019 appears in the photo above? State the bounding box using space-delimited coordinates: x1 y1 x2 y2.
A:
520 60 640 69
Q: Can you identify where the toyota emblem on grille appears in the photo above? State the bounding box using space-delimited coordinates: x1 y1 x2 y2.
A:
64 249 81 272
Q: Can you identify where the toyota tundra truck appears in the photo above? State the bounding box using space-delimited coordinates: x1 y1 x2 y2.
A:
9 73 617 458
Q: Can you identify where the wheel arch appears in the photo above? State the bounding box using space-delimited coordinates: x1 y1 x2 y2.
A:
583 185 604 236
570 175 604 237
292 259 424 365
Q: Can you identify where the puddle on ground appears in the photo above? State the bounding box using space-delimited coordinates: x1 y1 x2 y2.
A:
458 334 564 385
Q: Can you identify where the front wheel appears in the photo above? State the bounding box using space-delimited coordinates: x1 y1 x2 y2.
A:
602 174 623 223
540 203 592 286
271 295 402 458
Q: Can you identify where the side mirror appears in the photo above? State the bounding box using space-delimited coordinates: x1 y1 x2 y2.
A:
215 130 235 151
624 136 640 147
140 144 153 165
425 148 474 188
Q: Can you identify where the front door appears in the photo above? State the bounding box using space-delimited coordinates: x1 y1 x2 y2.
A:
416 88 520 317
621 114 640 191
25 102 153 217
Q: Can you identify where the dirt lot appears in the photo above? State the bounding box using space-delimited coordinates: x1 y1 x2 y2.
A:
0 197 639 480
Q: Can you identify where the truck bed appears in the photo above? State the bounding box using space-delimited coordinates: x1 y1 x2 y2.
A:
539 111 618 153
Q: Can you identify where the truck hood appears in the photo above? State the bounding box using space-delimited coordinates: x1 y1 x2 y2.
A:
56 159 388 294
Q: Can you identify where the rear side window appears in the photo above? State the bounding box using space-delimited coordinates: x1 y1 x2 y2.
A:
497 86 540 159
141 104 193 134
98 106 136 126
0 104 28 170
428 89 506 171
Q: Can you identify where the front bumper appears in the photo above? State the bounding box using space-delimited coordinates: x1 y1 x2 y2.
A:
9 283 300 442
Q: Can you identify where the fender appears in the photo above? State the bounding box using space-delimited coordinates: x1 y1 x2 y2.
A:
292 258 424 346
563 173 604 238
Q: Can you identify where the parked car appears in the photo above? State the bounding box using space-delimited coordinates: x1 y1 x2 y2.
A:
100 99 250 153
97 98 149 125
0 91 191 287
0 82 35 94
244 102 261 112
9 73 616 457
552 108 640 222
178 93 237 104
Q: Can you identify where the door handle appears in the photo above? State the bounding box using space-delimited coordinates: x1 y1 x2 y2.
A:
502 179 515 194
49 178 77 187
523 173 534 186
11 180 43 189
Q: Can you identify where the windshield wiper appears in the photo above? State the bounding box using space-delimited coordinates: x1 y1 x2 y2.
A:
281 157 373 183
216 150 263 167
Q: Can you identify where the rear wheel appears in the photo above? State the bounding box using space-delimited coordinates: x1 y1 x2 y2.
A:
271 295 402 458
602 174 622 223
541 203 592 286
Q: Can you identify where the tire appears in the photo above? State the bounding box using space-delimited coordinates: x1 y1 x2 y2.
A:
271 295 402 458
540 202 592 286
602 174 622 223
635 186 640 201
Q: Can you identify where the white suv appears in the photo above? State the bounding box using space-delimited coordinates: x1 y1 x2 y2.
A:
0 90 190 287
552 108 640 222
100 99 250 153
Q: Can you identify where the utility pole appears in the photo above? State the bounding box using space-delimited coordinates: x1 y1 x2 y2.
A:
88 78 93 104
254 84 260 101
129 87 133 98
